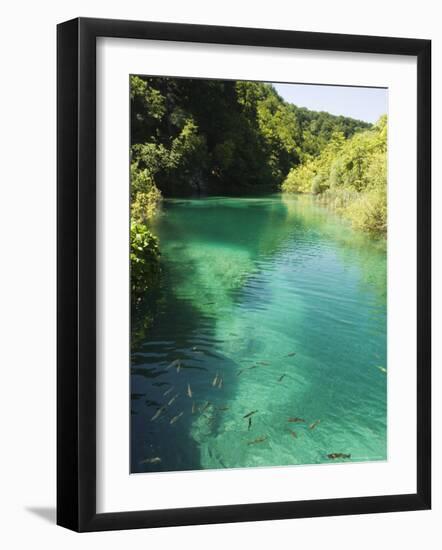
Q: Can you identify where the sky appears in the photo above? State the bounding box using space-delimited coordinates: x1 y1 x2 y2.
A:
272 83 388 124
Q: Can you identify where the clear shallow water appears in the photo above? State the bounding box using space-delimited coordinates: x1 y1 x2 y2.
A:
131 194 387 473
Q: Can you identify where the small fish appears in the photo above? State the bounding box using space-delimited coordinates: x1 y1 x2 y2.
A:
145 399 161 408
327 453 351 460
278 374 286 382
212 373 219 386
201 401 211 413
288 417 305 423
247 436 267 445
258 361 270 366
286 352 296 357
170 412 183 424
218 406 229 411
243 410 258 419
217 377 223 389
150 407 165 421
249 365 257 370
163 386 174 397
309 420 321 430
139 457 161 464
187 383 192 398
237 369 244 376
376 366 387 374
248 417 252 431
168 393 179 406
176 361 182 373
288 430 297 438
205 301 215 305
166 359 180 370
192 346 198 351
192 402 197 414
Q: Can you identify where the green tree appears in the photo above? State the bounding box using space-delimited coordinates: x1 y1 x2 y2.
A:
282 116 387 235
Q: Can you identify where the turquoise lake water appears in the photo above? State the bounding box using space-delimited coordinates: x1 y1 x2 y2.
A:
130 194 387 473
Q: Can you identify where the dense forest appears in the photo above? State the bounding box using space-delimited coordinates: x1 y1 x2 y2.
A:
130 76 370 200
130 76 386 307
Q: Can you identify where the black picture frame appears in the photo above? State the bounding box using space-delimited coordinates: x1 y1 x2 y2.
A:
57 17 431 532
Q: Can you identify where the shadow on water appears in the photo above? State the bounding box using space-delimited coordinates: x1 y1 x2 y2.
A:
131 278 246 473
132 296 203 472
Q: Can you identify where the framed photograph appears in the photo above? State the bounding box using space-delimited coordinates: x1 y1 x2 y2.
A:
57 17 431 532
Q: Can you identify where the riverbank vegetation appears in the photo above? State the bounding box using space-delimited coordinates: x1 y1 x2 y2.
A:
282 115 387 235
129 75 386 310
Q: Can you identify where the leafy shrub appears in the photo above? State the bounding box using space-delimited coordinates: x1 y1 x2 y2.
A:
282 116 387 236
130 162 162 223
282 161 315 193
345 186 387 235
130 222 161 303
